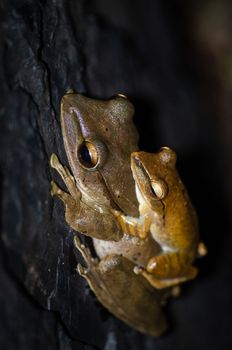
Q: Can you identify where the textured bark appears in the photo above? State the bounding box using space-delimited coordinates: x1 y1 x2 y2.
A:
0 1 231 349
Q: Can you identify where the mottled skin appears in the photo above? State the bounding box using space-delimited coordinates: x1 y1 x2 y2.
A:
114 148 206 289
50 92 167 337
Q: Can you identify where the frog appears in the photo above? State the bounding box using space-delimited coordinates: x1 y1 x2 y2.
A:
50 91 140 241
50 92 168 337
113 148 207 290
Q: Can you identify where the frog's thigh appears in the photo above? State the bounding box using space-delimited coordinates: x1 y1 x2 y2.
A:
146 251 187 278
74 237 167 337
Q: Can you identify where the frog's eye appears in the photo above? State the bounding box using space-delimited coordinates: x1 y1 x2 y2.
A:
78 140 107 170
78 141 99 169
150 180 168 199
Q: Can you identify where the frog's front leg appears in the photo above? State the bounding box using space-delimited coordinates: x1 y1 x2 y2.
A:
50 153 82 229
113 210 151 239
51 181 122 240
50 153 80 200
50 180 81 231
74 236 167 337
50 154 123 241
134 265 198 290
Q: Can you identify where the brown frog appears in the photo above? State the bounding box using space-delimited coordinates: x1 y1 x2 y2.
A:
114 148 207 289
50 92 167 337
50 92 139 241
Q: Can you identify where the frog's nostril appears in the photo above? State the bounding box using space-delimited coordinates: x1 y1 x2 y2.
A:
132 156 141 167
131 151 139 161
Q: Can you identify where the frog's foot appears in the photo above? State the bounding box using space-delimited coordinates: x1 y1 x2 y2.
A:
74 236 109 295
197 241 208 257
50 180 78 206
74 236 99 277
51 180 69 200
134 265 198 290
50 153 80 200
171 285 182 298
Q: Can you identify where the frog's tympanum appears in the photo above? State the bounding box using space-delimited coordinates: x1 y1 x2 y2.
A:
50 92 206 337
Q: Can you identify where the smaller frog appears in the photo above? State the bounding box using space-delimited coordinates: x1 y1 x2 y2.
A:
114 148 207 289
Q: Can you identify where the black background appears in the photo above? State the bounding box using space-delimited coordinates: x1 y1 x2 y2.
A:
0 1 232 349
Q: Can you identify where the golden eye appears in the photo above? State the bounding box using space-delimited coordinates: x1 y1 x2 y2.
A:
78 141 99 169
151 181 167 199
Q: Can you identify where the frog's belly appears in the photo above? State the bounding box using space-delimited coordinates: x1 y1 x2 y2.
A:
93 234 161 267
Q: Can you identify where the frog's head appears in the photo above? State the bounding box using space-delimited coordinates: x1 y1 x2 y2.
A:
131 148 178 211
60 92 139 216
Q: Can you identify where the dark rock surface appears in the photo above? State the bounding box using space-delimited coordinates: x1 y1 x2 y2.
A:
0 0 231 349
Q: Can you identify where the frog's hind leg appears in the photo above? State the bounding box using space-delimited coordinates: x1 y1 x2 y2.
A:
134 265 198 290
74 236 167 337
145 249 198 280
74 236 99 277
